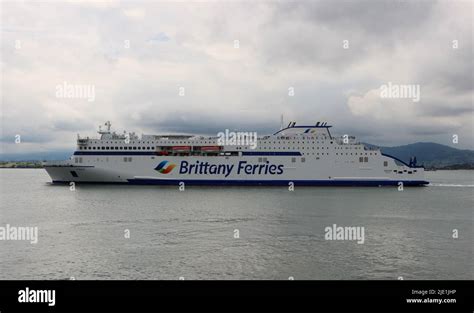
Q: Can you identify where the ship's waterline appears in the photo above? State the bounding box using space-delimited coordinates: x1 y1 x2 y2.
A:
44 121 428 186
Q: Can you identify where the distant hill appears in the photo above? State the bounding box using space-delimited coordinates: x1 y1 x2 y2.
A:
366 142 474 168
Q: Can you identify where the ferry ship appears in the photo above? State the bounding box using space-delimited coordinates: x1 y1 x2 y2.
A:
44 121 429 186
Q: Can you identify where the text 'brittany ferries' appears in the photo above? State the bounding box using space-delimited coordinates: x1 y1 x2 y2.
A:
179 160 284 177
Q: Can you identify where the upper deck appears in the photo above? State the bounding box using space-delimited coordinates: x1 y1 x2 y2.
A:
73 121 377 159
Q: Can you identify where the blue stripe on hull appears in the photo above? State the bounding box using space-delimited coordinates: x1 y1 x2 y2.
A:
51 178 429 186
125 179 428 186
48 179 423 187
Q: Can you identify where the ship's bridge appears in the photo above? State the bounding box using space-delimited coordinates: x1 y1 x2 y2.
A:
273 121 333 139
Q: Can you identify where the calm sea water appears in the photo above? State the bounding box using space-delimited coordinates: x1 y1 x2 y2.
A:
0 169 472 280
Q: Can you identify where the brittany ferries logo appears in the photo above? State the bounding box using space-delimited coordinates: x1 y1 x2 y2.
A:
155 161 176 174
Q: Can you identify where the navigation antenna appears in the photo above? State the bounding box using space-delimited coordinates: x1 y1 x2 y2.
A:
98 121 112 135
280 114 284 130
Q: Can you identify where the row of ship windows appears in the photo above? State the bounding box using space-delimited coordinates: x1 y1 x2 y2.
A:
78 146 372 153
235 146 363 149
85 141 360 146
84 141 362 149
80 146 338 150
80 146 153 150
290 156 373 163
88 139 338 145
335 152 377 156
300 152 376 156
75 157 134 163
76 156 345 164
74 153 379 163
394 169 417 173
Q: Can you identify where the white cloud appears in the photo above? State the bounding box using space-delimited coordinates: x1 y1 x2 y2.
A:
122 8 146 19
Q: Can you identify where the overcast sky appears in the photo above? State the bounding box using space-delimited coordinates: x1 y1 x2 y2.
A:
1 0 473 154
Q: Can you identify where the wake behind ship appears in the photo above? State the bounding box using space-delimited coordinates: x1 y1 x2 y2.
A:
44 121 429 186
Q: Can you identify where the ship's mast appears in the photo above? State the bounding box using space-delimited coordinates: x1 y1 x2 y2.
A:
98 121 112 139
98 121 111 134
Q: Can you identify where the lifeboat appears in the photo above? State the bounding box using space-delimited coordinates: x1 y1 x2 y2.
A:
200 146 221 152
172 146 191 151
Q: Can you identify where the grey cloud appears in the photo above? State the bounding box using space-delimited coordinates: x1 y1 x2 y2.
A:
0 132 53 144
133 111 281 136
277 0 436 36
421 104 473 118
257 0 436 70
52 119 95 132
